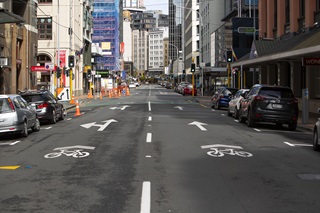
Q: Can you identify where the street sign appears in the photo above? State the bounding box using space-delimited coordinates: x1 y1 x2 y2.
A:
237 27 256 33
45 63 54 70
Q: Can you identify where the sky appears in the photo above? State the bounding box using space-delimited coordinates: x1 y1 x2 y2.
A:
144 0 169 14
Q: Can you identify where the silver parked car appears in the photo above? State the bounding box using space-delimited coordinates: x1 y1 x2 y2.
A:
0 94 40 137
228 89 250 119
313 108 320 151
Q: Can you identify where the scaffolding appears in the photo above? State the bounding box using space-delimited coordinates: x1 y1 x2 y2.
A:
93 0 120 71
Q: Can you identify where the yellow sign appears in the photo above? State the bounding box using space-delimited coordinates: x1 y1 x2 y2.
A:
101 42 111 50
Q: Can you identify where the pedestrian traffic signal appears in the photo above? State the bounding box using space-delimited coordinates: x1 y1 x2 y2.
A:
191 63 196 72
56 67 61 78
226 50 233 63
68 55 75 67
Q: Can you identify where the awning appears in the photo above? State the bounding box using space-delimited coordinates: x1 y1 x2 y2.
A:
231 28 320 68
0 9 24 24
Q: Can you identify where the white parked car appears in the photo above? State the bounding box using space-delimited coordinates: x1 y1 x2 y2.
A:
313 108 320 151
227 89 249 119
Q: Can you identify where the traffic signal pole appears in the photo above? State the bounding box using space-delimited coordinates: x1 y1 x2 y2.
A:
227 63 231 87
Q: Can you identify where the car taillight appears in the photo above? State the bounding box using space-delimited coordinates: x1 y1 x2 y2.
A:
37 102 49 109
7 98 15 111
291 98 298 104
220 95 224 98
254 96 265 101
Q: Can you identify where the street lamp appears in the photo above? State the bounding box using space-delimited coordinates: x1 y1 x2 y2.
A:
168 43 179 84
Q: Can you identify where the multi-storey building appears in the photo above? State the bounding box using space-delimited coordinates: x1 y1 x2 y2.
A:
37 0 93 97
232 0 320 114
148 28 165 77
0 0 37 94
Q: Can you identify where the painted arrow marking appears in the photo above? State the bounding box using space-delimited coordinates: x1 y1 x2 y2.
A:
110 105 130 110
188 121 208 131
80 119 118 131
174 106 184 110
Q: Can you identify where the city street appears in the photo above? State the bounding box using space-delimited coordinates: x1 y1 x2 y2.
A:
0 84 319 213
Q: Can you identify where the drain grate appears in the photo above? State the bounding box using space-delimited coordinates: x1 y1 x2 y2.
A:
297 174 320 180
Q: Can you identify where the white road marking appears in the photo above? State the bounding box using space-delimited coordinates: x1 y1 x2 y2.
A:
221 114 225 116
145 155 152 158
188 121 208 131
148 116 152 121
140 181 151 213
212 109 215 111
148 101 151 112
284 142 313 147
146 133 152 143
10 141 21 145
254 128 261 132
234 120 239 123
67 118 72 121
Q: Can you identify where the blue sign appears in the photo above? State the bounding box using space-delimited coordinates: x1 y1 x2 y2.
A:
121 70 126 79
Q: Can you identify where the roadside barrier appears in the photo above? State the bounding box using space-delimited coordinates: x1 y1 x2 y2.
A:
74 99 81 116
99 91 102 99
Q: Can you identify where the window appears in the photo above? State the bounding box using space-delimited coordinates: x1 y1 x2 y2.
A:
299 0 305 17
317 0 320 10
39 0 52 2
37 17 52 40
285 0 290 23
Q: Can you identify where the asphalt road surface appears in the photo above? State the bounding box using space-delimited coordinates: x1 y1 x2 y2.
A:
0 84 319 213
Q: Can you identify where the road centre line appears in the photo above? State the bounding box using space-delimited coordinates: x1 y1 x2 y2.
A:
148 116 152 121
146 133 152 143
140 181 151 213
254 128 261 132
284 142 313 147
148 101 151 112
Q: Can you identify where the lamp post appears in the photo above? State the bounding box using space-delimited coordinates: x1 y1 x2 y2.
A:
168 43 179 84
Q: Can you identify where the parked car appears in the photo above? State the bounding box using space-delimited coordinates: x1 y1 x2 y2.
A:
0 94 40 137
175 82 189 93
238 84 299 130
211 87 238 109
20 89 65 124
228 89 250 118
313 108 320 151
182 84 197 96
165 82 173 89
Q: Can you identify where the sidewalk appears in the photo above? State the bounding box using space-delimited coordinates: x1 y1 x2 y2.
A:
192 95 317 132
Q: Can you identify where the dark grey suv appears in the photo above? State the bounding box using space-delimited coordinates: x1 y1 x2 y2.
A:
20 90 65 124
238 84 299 130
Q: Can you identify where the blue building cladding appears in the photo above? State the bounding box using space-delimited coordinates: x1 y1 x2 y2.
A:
93 0 120 71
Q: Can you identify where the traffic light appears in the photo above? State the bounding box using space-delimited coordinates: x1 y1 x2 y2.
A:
226 50 233 63
56 67 61 78
191 63 196 72
68 55 75 67
87 69 92 79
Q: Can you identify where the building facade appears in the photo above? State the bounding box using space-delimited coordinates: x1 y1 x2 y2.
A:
0 0 37 94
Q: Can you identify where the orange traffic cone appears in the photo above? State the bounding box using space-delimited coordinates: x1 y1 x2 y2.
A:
70 93 75 104
108 90 112 98
74 99 81 116
99 91 102 99
126 87 130 96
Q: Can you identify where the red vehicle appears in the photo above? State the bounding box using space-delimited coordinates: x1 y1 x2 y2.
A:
182 84 197 96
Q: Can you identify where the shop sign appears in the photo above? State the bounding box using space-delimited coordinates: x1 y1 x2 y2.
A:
302 58 320 66
0 58 8 66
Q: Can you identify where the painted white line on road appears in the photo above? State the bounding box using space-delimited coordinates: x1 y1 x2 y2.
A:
148 116 152 121
148 125 151 127
148 101 151 112
284 142 313 147
140 181 151 213
10 141 21 145
211 109 215 112
149 90 151 96
146 133 152 143
254 128 261 132
234 120 239 123
145 155 152 158
67 118 72 121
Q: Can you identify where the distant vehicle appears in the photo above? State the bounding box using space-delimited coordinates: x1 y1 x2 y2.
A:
182 84 197 96
238 84 299 130
165 82 173 89
176 82 190 94
0 94 40 137
228 89 250 119
313 108 320 151
129 83 136 88
211 87 238 109
20 89 65 124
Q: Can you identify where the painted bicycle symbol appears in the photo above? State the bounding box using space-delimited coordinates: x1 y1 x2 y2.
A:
44 145 95 159
201 144 253 158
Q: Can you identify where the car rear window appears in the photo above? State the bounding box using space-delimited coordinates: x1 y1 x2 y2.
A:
259 88 294 98
0 98 12 113
224 88 238 96
22 94 44 102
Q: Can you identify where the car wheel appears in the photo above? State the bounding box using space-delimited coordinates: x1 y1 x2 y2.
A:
288 122 297 131
51 110 57 124
234 107 239 119
227 107 232 116
238 109 246 123
32 118 40 132
59 108 65 121
21 121 28 137
313 129 320 151
247 109 255 127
